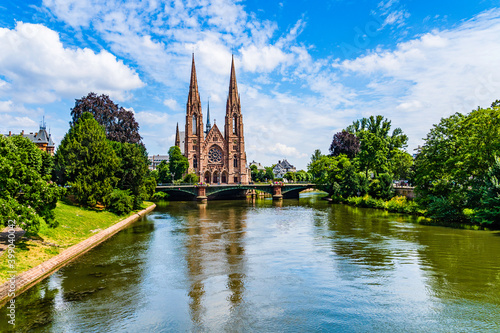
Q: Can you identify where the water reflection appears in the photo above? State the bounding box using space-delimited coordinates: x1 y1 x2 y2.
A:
167 200 248 330
2 194 500 332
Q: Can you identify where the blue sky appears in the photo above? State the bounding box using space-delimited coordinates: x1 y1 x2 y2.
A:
1 0 500 169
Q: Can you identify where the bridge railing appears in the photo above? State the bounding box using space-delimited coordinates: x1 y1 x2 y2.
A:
157 182 314 187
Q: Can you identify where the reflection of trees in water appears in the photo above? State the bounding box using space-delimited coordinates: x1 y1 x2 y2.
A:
1 216 156 331
412 229 500 302
0 281 58 331
321 204 402 271
181 202 248 327
317 202 500 303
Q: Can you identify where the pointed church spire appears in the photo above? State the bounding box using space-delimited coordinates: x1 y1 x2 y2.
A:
175 122 180 147
205 99 211 134
227 54 239 108
188 53 200 107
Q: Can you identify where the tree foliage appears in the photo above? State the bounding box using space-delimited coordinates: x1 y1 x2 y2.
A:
110 141 152 208
70 92 142 145
182 173 199 184
157 160 171 183
54 112 120 207
414 105 500 223
0 135 63 233
329 130 360 158
168 146 189 180
474 156 500 225
347 115 409 177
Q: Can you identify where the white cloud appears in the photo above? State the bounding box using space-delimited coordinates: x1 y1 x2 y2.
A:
42 0 104 28
0 100 14 112
163 98 180 111
377 0 410 29
249 142 307 160
336 9 500 151
1 115 38 130
241 44 290 72
0 22 144 104
135 111 169 126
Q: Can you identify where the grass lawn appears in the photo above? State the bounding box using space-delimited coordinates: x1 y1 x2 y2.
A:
0 200 154 284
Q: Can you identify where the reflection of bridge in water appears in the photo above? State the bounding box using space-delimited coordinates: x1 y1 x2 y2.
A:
156 183 316 202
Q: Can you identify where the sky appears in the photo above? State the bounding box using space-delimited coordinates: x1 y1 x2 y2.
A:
1 0 500 169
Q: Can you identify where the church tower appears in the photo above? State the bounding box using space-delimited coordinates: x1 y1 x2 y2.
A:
224 55 248 183
185 54 204 174
177 54 249 185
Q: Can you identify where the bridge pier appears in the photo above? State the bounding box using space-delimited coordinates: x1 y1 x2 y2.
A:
272 184 283 201
196 186 208 203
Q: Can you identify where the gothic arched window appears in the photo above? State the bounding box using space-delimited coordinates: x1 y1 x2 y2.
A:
233 115 237 134
233 155 238 168
193 115 197 134
193 155 198 168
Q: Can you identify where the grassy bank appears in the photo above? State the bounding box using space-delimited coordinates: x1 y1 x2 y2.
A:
340 195 492 230
0 200 154 284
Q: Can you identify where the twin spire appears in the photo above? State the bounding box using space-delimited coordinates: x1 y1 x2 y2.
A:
187 53 240 134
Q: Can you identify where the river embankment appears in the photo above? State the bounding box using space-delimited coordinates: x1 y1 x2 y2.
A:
0 202 156 306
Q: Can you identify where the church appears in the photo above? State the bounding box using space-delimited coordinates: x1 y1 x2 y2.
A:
175 55 250 184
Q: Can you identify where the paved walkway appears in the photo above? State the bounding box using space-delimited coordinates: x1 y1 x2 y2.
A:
0 226 26 256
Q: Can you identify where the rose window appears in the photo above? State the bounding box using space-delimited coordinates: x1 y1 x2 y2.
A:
208 147 223 163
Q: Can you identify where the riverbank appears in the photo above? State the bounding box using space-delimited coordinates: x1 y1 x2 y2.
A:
331 194 493 230
0 201 155 306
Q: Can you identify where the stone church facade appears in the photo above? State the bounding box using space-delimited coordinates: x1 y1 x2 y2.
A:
175 55 249 184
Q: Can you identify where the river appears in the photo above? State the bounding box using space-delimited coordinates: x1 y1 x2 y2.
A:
2 193 500 332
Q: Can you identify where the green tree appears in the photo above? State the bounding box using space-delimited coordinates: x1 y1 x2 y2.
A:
168 146 189 180
157 160 171 183
54 112 119 207
284 171 296 182
296 170 309 182
347 115 408 177
308 149 323 171
414 105 500 222
390 150 414 181
0 135 62 233
357 132 389 177
309 154 361 197
474 156 500 225
368 173 394 200
182 173 199 184
265 167 275 181
250 165 259 182
110 141 150 208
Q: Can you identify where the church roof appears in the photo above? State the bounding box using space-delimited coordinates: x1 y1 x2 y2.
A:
205 123 225 147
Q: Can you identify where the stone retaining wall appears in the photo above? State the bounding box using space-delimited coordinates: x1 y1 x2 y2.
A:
0 204 156 306
394 186 415 199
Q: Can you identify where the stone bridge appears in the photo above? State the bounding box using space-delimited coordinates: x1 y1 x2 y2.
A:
156 183 315 202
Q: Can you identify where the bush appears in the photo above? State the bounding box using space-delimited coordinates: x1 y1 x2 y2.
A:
182 173 199 184
426 195 467 223
345 194 423 215
104 189 134 215
368 173 394 199
152 191 169 201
